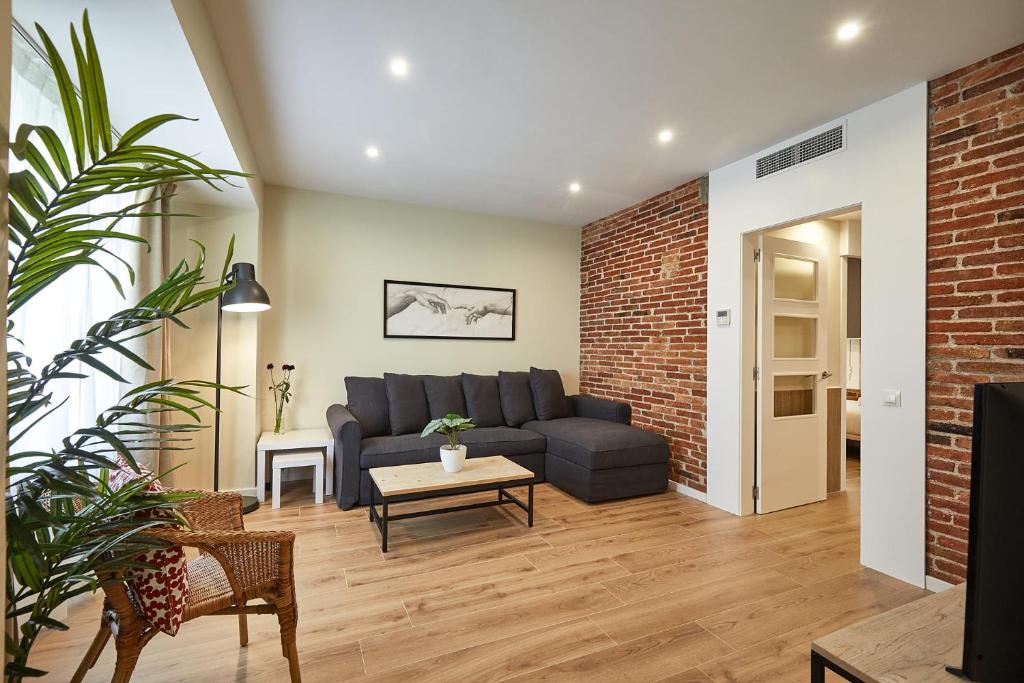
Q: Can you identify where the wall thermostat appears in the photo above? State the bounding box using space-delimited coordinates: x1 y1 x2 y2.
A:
716 309 731 327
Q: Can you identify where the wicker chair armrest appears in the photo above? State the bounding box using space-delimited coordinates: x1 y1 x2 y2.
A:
153 529 296 600
150 529 295 546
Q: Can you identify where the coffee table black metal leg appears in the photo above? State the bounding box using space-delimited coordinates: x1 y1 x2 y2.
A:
811 651 825 683
528 482 534 527
368 480 375 522
381 498 389 553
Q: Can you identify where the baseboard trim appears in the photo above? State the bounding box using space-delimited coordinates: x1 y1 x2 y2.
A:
925 576 956 593
228 486 258 498
670 480 708 502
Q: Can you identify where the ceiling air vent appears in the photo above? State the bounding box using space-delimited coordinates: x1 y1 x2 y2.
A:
755 124 845 179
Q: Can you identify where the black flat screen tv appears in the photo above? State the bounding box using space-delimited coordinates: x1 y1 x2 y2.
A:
949 382 1024 682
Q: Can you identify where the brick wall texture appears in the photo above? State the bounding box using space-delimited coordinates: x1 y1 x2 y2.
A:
926 43 1024 584
579 180 708 492
578 44 1023 582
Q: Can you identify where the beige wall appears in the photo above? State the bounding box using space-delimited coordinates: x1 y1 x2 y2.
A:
167 202 261 491
258 185 581 432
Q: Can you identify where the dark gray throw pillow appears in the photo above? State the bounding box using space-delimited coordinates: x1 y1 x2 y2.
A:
345 376 390 437
384 373 430 435
461 374 505 428
422 375 467 419
529 367 570 420
498 371 536 426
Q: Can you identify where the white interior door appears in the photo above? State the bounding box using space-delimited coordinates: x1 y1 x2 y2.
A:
756 235 829 513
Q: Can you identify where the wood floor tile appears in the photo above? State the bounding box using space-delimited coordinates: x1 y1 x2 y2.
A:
405 557 629 624
364 617 613 682
359 584 622 674
590 570 801 643
696 570 913 651
602 545 785 604
346 534 551 587
508 621 733 682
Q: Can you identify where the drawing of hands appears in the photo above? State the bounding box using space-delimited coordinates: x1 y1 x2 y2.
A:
455 298 513 325
386 288 452 318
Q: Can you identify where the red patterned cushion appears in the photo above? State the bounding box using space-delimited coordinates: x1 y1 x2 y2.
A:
108 456 188 636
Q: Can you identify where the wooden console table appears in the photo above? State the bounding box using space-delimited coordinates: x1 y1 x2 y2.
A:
811 583 966 682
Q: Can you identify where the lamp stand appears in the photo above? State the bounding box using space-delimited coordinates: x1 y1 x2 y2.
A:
215 290 261 514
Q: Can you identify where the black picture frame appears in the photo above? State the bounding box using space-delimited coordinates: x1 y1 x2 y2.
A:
383 279 517 341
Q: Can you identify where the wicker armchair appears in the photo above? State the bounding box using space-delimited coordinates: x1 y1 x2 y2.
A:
71 491 301 683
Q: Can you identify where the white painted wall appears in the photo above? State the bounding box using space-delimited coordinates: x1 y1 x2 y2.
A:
707 83 927 587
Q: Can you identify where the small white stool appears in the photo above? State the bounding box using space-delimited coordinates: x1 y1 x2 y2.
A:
271 450 324 509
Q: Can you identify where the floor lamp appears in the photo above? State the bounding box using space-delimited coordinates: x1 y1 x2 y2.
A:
215 262 271 514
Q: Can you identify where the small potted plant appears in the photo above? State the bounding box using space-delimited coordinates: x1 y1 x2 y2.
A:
268 363 295 434
421 413 475 472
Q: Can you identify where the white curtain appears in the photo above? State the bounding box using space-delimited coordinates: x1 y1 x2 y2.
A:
9 29 168 472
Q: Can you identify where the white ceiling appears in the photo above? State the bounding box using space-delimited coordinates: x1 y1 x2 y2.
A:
13 0 254 208
201 0 1024 226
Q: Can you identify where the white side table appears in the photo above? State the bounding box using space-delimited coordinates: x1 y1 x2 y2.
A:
272 451 324 509
256 428 334 504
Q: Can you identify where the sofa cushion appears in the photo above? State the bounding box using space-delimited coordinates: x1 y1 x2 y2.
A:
529 367 570 420
384 373 430 435
461 374 505 428
498 371 536 426
360 433 446 468
345 376 390 437
422 375 467 419
359 428 543 468
459 427 545 457
523 417 668 470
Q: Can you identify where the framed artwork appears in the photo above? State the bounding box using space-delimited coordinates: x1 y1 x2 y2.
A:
384 280 516 340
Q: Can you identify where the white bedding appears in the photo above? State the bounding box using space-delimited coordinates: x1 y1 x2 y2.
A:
846 399 861 440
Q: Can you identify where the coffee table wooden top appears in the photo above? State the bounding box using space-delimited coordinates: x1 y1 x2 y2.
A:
811 582 966 683
369 456 534 496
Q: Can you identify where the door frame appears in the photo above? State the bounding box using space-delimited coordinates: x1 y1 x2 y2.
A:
741 205 858 514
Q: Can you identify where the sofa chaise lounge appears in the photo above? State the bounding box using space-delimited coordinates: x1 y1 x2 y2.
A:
326 368 669 509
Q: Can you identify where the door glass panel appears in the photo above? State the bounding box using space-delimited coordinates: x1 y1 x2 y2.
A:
774 316 817 358
774 256 817 301
774 375 815 418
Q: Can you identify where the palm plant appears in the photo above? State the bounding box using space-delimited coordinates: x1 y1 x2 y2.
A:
5 12 247 680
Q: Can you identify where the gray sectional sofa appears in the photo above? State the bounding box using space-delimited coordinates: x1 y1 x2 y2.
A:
326 367 669 509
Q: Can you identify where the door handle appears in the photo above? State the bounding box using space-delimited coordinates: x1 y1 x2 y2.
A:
821 371 833 380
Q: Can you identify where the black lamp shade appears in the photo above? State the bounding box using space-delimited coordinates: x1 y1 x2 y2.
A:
222 262 271 312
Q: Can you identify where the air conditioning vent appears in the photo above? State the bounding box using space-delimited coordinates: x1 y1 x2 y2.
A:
755 125 845 179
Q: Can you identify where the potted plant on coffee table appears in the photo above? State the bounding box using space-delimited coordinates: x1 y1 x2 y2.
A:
421 413 475 472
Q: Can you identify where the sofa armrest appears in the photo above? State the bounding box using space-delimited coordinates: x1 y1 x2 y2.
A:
570 394 631 425
327 404 362 509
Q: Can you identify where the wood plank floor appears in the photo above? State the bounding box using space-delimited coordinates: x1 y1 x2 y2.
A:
33 457 930 682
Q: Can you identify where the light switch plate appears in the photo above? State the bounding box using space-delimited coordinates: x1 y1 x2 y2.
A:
882 390 902 407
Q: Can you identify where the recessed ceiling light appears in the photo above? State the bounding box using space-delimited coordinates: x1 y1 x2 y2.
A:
836 21 861 42
658 129 674 143
365 146 380 159
389 57 409 77
569 181 581 194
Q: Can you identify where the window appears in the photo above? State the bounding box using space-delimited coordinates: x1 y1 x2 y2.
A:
8 27 147 458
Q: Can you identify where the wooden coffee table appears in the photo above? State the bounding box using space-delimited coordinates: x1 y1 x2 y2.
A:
367 455 535 552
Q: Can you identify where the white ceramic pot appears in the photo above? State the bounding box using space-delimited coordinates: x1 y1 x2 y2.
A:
440 445 467 473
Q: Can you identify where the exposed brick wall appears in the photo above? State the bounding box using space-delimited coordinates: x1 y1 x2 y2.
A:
926 43 1024 584
579 179 708 491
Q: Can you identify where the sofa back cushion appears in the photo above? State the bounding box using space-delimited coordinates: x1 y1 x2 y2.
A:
529 367 571 420
345 376 391 437
498 371 536 426
384 373 430 435
422 375 467 419
461 374 505 428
